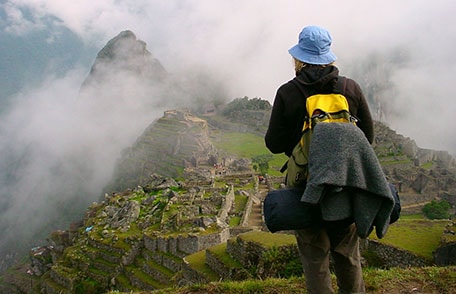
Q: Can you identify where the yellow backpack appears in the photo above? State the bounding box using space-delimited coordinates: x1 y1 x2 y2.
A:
285 78 358 188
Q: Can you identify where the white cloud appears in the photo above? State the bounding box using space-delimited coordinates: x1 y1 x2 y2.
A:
2 2 45 34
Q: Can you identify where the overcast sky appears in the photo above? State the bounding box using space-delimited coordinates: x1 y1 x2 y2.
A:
3 0 456 151
0 0 455 263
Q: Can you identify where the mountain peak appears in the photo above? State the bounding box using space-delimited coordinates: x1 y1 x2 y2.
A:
80 30 167 91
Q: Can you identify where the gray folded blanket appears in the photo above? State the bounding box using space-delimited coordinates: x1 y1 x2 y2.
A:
301 123 394 238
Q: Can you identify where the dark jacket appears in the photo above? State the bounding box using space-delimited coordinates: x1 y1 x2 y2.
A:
265 65 373 156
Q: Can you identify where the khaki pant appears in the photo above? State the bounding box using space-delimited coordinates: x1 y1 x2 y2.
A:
295 223 365 294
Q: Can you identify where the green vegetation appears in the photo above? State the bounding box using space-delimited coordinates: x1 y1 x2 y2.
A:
229 216 241 226
369 218 448 260
422 200 451 220
399 214 425 220
208 243 243 269
214 132 268 158
233 195 248 214
125 265 165 289
222 97 271 117
184 251 219 282
420 161 434 169
75 275 106 293
261 246 303 278
110 266 456 294
212 131 287 176
239 231 297 249
252 154 273 175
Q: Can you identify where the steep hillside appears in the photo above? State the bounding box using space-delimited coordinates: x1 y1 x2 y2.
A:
105 110 218 192
373 121 456 209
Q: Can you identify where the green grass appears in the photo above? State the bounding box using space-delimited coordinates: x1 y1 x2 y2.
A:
399 213 425 220
109 266 456 294
125 265 165 289
238 231 297 249
420 161 434 169
369 218 448 260
234 195 248 214
212 132 263 156
380 159 413 165
212 131 287 176
268 153 288 176
229 216 241 226
184 251 219 282
207 243 243 269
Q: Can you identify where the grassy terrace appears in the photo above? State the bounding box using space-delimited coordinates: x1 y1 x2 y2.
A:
108 265 456 294
369 215 448 261
184 250 219 282
207 243 243 270
212 131 287 176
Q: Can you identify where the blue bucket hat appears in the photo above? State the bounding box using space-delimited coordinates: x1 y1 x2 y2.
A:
288 25 337 65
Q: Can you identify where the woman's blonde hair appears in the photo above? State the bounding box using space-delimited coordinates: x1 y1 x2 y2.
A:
293 58 334 74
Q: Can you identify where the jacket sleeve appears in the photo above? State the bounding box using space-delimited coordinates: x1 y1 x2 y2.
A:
354 85 374 144
265 87 297 156
345 78 374 144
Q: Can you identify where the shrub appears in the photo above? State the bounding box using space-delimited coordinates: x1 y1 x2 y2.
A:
422 200 451 220
252 154 273 175
258 246 302 278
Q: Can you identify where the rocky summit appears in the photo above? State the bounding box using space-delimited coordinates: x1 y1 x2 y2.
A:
80 30 167 92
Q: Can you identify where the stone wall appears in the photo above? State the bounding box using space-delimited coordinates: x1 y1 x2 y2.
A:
434 243 456 265
240 195 254 227
144 229 231 256
226 234 267 268
180 259 211 285
217 185 235 223
362 239 429 268
143 250 182 273
204 249 233 280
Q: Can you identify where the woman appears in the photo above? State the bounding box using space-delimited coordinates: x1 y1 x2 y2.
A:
265 25 374 294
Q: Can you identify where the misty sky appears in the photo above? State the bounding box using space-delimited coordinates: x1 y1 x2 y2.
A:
0 0 455 262
2 0 456 149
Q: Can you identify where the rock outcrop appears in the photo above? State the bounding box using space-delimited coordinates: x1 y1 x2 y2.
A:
80 30 167 92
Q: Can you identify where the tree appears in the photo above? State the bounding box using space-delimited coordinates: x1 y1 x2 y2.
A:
422 200 451 220
252 154 273 175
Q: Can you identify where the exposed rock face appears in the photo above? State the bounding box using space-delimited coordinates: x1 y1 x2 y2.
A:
373 121 456 169
371 121 456 208
80 30 167 91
